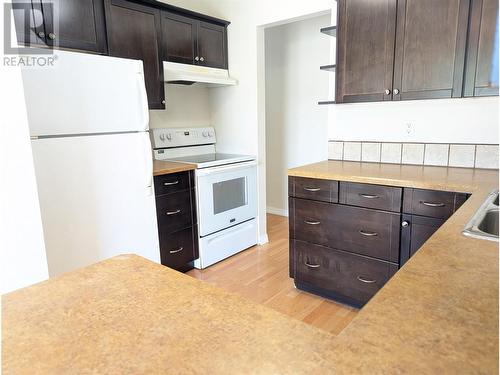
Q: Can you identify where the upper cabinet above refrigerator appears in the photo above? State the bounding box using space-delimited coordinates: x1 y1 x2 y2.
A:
13 0 108 54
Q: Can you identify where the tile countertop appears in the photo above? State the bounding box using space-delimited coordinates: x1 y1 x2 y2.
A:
153 159 195 176
289 160 499 373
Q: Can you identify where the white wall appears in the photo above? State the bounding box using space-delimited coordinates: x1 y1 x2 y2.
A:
149 85 212 129
1 3 49 294
160 0 333 243
265 15 330 215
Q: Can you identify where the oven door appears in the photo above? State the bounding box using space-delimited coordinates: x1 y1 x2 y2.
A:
196 161 257 237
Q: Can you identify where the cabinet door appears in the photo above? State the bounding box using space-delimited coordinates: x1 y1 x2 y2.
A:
12 0 47 47
464 0 499 97
392 0 470 100
197 21 227 69
336 0 397 103
161 11 197 65
40 0 107 54
400 214 445 266
104 0 164 109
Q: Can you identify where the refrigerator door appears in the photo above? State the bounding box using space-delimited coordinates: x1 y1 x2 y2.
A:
22 50 149 136
31 132 159 277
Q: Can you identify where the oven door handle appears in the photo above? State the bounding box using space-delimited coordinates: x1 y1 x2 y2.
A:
196 160 257 176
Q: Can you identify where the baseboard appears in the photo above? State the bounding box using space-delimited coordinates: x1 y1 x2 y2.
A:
258 233 269 245
266 206 288 217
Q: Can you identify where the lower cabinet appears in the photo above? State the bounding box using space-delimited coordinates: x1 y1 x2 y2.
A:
293 240 398 307
154 171 198 272
289 176 469 307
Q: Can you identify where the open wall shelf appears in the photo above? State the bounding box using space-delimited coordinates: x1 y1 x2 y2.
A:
320 26 337 37
320 64 336 72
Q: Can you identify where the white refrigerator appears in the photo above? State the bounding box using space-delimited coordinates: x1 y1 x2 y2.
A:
22 50 160 277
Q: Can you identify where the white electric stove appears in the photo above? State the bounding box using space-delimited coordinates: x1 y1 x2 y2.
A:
151 127 258 269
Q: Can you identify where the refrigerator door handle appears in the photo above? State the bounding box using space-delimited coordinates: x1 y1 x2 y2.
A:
137 70 149 131
141 134 154 194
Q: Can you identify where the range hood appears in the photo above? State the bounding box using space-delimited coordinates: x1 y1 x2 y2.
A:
163 61 237 87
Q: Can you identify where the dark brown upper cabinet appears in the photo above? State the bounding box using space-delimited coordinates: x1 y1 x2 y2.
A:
161 11 197 65
104 0 165 109
13 0 107 54
392 0 470 100
161 11 228 69
464 0 500 97
336 0 397 103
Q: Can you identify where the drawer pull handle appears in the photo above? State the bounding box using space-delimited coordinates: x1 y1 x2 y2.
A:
163 180 179 186
304 187 321 192
359 230 378 237
357 276 376 284
304 219 321 225
305 262 320 269
166 209 181 216
421 201 445 208
169 247 184 254
359 193 379 199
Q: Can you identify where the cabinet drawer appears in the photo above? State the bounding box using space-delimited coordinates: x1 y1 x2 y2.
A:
156 191 194 234
289 176 338 203
293 240 398 307
339 182 402 212
403 188 468 219
292 198 400 263
154 171 191 196
159 227 197 271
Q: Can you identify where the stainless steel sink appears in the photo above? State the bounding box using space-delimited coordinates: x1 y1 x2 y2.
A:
463 190 499 241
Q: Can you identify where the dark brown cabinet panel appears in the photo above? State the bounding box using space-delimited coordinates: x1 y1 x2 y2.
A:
104 0 164 109
335 0 397 103
154 171 198 272
161 11 197 65
41 0 107 53
13 0 107 54
339 182 402 212
392 0 470 100
197 21 227 69
289 176 339 203
464 0 500 97
400 214 445 266
293 240 398 307
291 198 401 263
403 188 468 219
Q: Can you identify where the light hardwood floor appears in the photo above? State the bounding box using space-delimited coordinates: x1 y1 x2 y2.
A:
187 214 358 336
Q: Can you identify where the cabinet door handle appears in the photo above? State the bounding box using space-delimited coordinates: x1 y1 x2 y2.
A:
359 230 378 237
359 193 379 199
421 201 445 208
304 219 321 225
166 209 181 216
384 89 391 95
200 57 205 62
305 262 320 269
357 276 376 284
163 180 179 186
37 31 45 39
48 32 56 40
393 88 400 95
195 56 199 61
304 187 321 192
169 247 184 254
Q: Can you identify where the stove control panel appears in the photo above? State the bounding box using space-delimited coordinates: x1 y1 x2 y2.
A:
151 127 216 149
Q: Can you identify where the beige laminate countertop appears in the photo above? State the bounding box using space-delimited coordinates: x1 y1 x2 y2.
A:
289 160 499 373
2 161 498 374
153 159 195 176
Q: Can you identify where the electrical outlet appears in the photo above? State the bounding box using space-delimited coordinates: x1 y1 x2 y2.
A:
405 122 414 136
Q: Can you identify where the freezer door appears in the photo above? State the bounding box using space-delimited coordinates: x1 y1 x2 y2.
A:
22 50 149 136
31 132 159 277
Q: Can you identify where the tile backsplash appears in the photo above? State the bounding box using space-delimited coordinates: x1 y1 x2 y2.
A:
328 141 499 169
